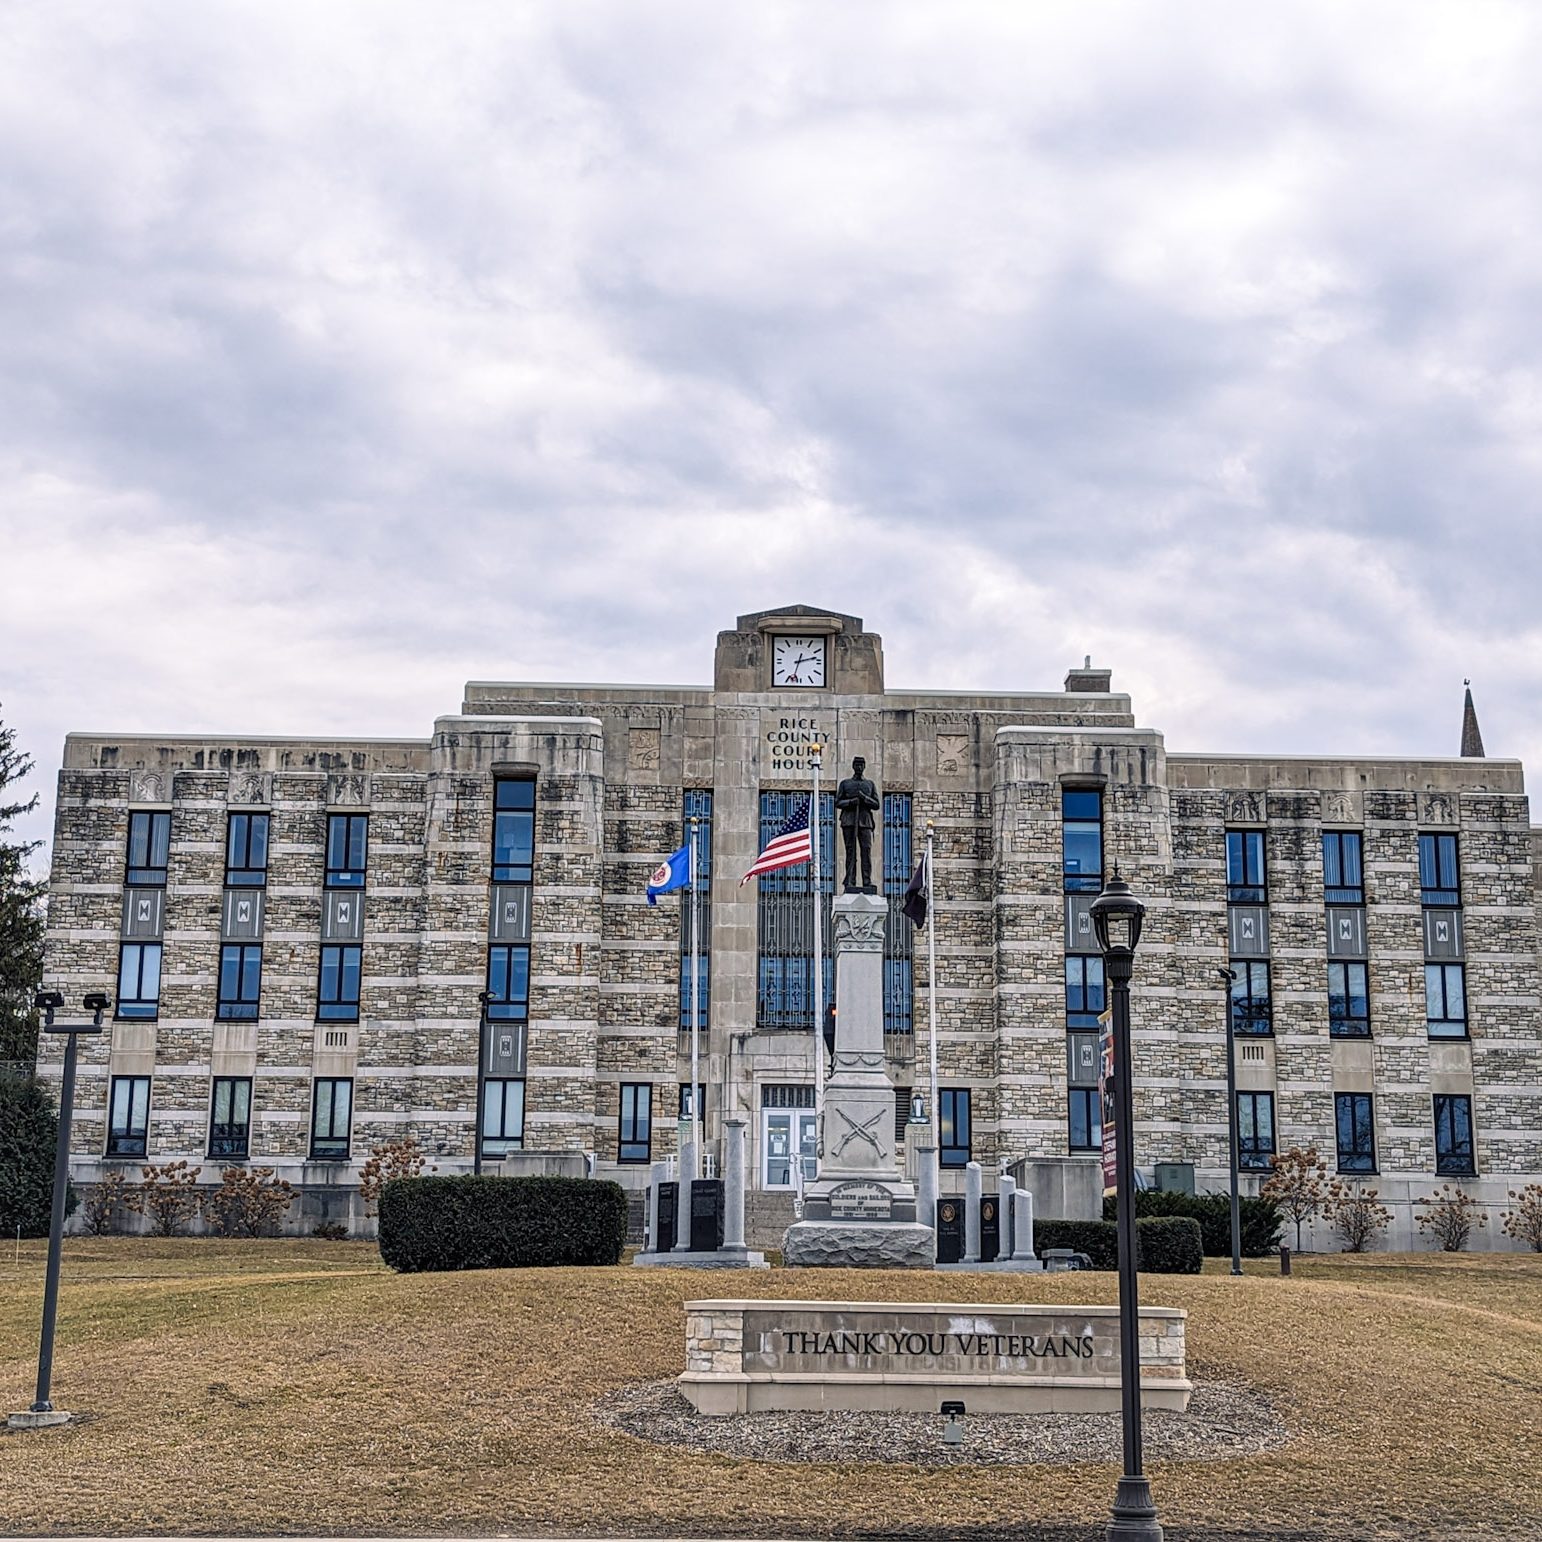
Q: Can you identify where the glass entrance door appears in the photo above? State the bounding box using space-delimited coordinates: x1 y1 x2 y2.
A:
762 1108 818 1189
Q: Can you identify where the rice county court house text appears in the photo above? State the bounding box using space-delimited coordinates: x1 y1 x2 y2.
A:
37 605 1542 1247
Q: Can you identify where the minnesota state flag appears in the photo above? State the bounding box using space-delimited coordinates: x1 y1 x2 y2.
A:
646 845 691 906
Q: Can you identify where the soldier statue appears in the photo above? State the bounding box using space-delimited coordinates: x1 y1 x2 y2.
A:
835 756 881 893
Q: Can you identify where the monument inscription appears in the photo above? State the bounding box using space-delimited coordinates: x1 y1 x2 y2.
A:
828 1181 893 1221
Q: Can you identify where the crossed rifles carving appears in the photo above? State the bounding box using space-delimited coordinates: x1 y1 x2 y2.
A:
832 1105 886 1158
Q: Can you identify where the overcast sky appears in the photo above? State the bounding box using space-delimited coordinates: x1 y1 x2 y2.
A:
3 2 1540 860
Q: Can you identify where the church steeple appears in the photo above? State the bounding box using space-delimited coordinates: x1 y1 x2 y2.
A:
1460 680 1486 758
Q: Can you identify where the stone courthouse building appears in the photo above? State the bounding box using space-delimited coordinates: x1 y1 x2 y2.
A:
39 604 1542 1247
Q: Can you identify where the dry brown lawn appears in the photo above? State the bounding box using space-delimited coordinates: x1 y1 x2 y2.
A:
1 1238 1539 1539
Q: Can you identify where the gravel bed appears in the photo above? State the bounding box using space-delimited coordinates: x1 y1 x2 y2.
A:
593 1369 1289 1467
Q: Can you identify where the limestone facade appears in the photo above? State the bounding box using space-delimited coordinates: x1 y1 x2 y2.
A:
37 604 1542 1247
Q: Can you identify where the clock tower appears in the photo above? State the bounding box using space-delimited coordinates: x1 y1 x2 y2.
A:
712 604 884 695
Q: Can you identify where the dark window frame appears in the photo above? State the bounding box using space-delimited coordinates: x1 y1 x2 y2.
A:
1328 959 1371 1038
324 813 369 889
209 1075 253 1160
1425 962 1468 1039
618 1082 653 1164
492 777 536 884
755 791 835 1031
1068 1087 1101 1152
1418 832 1460 907
1335 1091 1377 1174
1321 830 1364 905
225 812 270 887
106 1075 151 1158
1226 828 1267 904
115 940 162 1021
310 1077 353 1161
1433 1094 1475 1176
1229 959 1273 1035
216 942 263 1021
485 943 530 1022
678 788 713 1032
126 810 171 887
1062 788 1104 895
881 792 915 1036
317 943 362 1023
481 1077 526 1159
1237 1090 1276 1171
1064 953 1107 1028
939 1086 972 1168
678 1082 707 1120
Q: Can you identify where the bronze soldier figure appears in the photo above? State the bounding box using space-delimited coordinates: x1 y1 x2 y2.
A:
835 756 880 892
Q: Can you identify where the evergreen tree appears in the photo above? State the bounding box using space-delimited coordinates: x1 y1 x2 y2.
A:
0 706 46 1067
0 1075 67 1237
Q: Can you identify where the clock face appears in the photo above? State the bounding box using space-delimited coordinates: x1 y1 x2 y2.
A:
771 634 827 687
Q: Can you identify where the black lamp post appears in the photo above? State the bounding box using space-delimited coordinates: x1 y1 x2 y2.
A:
14 991 108 1429
1218 967 1243 1276
1090 872 1161 1542
474 990 491 1176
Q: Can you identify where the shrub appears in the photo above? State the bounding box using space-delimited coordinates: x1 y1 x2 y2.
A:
1035 1216 1203 1274
1261 1146 1329 1251
126 1160 201 1236
81 1170 130 1234
378 1175 629 1273
1417 1184 1487 1253
358 1135 436 1216
205 1166 296 1237
312 1221 350 1241
1324 1180 1391 1252
1102 1188 1282 1257
1501 1185 1542 1252
0 1074 77 1237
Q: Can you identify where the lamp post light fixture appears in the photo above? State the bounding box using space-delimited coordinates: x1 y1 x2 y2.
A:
1218 967 1243 1277
9 991 108 1432
1089 871 1162 1542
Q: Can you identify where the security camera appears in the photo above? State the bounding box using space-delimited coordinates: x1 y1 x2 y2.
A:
82 992 111 1012
34 990 65 1011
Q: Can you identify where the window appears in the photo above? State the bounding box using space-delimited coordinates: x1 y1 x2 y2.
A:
1322 831 1363 905
1226 829 1266 903
1433 1094 1475 1176
209 1077 252 1159
1068 1088 1101 1151
1418 833 1460 907
116 942 162 1020
679 789 712 1032
1062 789 1103 894
492 778 536 883
1328 961 1370 1037
485 945 530 1021
1065 955 1106 1028
107 1076 151 1157
1425 963 1467 1038
756 791 834 1030
1229 960 1272 1035
481 1078 525 1159
678 1082 707 1120
216 944 262 1020
1335 1092 1376 1173
882 793 914 1035
317 944 362 1022
1237 1091 1276 1170
939 1087 971 1168
618 1083 652 1163
325 814 368 888
310 1078 352 1160
225 813 270 887
126 810 171 886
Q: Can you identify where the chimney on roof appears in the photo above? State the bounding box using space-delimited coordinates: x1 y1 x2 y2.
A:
1065 657 1112 693
1460 680 1486 758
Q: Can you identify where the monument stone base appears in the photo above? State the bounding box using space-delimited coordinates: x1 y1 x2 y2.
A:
781 1219 935 1269
7 1409 71 1430
633 1247 768 1270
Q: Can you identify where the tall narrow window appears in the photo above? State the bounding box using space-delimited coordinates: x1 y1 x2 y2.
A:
485 945 530 1021
1425 963 1468 1038
1328 961 1371 1037
126 811 171 886
755 791 834 1031
882 792 914 1036
492 778 536 883
481 1078 525 1159
1062 789 1103 894
209 1077 252 1159
1068 1088 1101 1152
317 944 362 1022
1229 960 1272 1034
225 813 270 887
107 1075 151 1157
1334 1092 1376 1173
679 789 712 1032
1433 1094 1475 1176
1226 829 1267 903
325 814 368 889
217 944 262 1020
939 1087 972 1168
618 1083 652 1163
1065 955 1107 1028
1418 833 1460 907
115 942 162 1020
1237 1091 1276 1170
310 1078 353 1160
1321 831 1363 905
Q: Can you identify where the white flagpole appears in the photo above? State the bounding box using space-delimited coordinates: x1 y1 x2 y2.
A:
811 745 824 1151
688 816 701 1162
926 820 939 1151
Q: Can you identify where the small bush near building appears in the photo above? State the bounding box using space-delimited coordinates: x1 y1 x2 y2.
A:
126 1161 201 1237
1325 1180 1391 1253
0 1074 77 1237
206 1166 297 1237
377 1174 629 1273
312 1221 350 1241
1036 1216 1203 1273
1417 1184 1487 1253
1102 1188 1282 1257
1502 1184 1542 1252
80 1170 129 1234
359 1135 436 1216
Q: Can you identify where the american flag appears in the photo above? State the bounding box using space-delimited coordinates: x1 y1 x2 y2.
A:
740 797 813 885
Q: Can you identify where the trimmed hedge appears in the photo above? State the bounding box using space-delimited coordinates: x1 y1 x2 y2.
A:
0 1074 78 1238
1036 1215 1204 1274
1101 1188 1283 1257
377 1174 629 1273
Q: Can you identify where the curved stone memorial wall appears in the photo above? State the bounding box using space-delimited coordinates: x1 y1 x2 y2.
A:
681 1299 1190 1416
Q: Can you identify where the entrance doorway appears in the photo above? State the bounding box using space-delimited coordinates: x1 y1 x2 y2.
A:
760 1083 817 1189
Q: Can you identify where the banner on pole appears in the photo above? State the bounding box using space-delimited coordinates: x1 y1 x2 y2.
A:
1098 1007 1117 1199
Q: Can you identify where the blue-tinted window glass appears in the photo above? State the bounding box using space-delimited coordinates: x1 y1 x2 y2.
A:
1230 960 1272 1034
493 778 536 882
1418 833 1460 905
756 791 834 1030
481 1078 525 1158
310 1078 352 1158
127 811 171 885
618 1083 652 1163
318 944 361 1021
486 945 530 1021
1434 1094 1475 1175
940 1087 971 1167
1065 955 1106 1028
881 793 914 1035
325 815 368 888
1226 830 1266 902
209 1077 252 1159
1068 1088 1101 1151
1237 1091 1276 1170
1328 961 1370 1036
217 944 262 1020
116 942 162 1019
679 790 713 1031
226 813 270 885
1425 963 1467 1037
1322 831 1363 904
1062 789 1103 894
107 1075 151 1157
1335 1092 1376 1173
